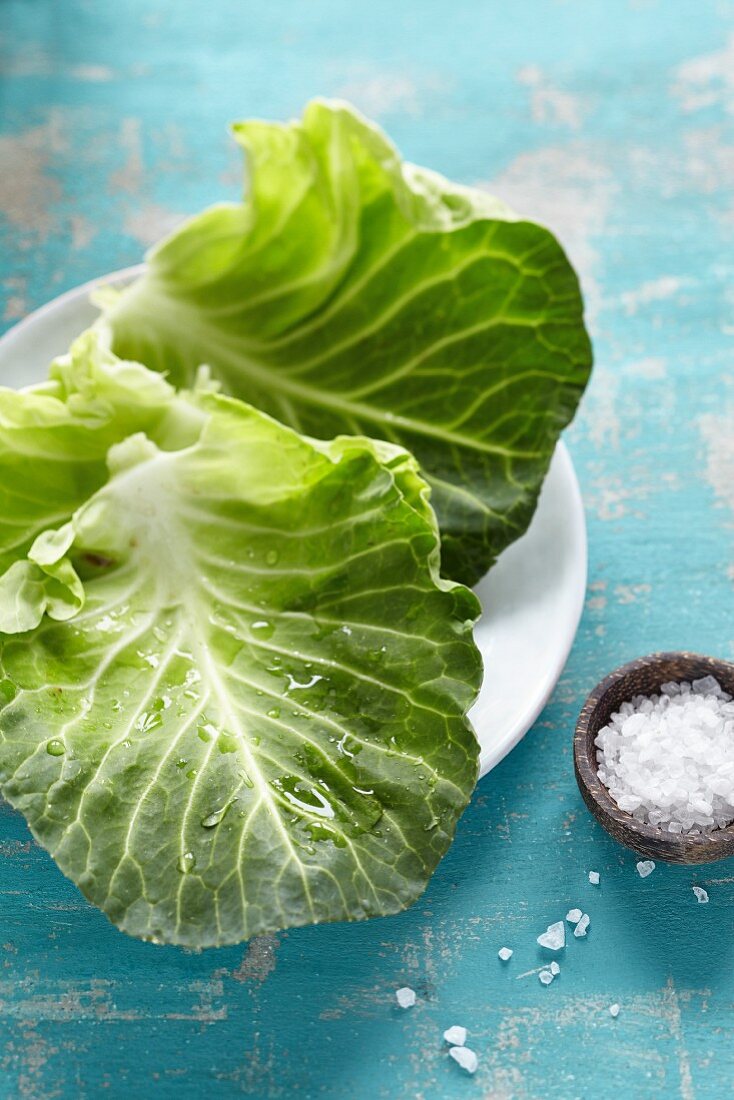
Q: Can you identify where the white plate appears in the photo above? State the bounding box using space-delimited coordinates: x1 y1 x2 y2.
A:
0 268 587 778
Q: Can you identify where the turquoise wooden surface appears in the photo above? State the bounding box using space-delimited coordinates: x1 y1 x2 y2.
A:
2 1 734 1095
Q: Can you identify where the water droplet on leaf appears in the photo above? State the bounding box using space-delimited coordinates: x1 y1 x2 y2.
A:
201 803 233 828
178 851 196 874
137 710 163 734
197 722 216 743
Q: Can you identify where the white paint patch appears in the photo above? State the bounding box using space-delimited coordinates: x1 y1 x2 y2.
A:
700 409 734 512
230 934 279 983
68 64 114 83
1 43 53 78
110 118 143 194
614 583 651 605
332 66 448 117
0 45 114 83
587 370 620 451
621 276 689 315
681 126 734 195
482 146 615 321
2 277 27 322
517 66 586 130
70 215 97 251
2 296 26 322
662 978 695 1100
626 357 667 380
588 476 648 522
123 203 186 246
0 115 66 238
672 34 734 114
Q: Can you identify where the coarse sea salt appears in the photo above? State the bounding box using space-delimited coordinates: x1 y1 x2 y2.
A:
588 871 600 885
449 1047 478 1074
498 947 513 961
443 1025 467 1047
693 885 709 904
537 921 565 951
550 961 560 975
539 969 554 985
396 987 416 1009
574 913 590 938
609 1003 620 1018
595 677 734 834
636 860 655 879
566 908 583 924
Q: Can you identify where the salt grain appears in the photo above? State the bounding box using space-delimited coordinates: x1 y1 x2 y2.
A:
449 1047 478 1074
692 885 709 904
537 921 565 951
574 913 590 937
595 678 734 834
539 970 554 985
396 987 416 1008
498 947 513 961
566 908 583 923
588 871 600 885
636 860 655 878
550 961 560 975
443 1025 467 1046
609 1003 620 1018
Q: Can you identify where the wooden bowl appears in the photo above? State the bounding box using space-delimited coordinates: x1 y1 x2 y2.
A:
574 651 734 864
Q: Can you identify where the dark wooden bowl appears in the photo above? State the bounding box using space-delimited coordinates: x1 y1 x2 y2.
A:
574 651 734 864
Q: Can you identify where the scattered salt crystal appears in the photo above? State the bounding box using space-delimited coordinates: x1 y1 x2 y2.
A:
692 885 709 904
566 908 583 923
537 921 565 951
396 987 416 1008
449 1046 478 1074
588 871 600 885
443 1025 467 1046
498 947 513 961
574 913 590 937
595 678 734 834
550 961 560 975
636 860 655 878
539 970 554 985
609 1003 620 1018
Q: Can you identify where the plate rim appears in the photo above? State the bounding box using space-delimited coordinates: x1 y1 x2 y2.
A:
0 264 145 358
476 442 587 777
0 266 587 780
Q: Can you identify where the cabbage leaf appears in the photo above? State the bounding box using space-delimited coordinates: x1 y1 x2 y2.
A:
0 337 481 946
101 98 592 584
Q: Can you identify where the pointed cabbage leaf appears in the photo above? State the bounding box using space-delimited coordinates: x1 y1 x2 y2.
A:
100 98 592 585
0 355 481 947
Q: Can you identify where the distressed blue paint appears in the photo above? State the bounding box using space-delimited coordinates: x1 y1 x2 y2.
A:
2 0 734 1096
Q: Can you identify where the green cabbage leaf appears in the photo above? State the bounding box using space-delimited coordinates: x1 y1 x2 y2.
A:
0 333 481 946
100 98 592 585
